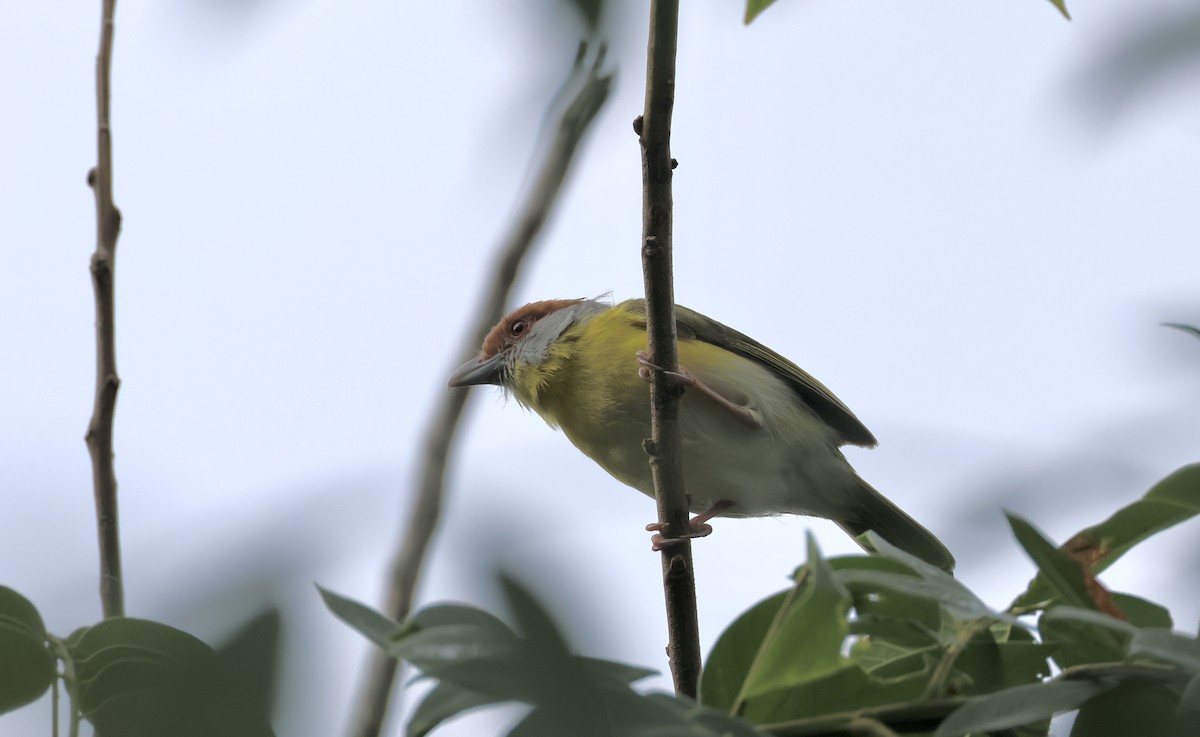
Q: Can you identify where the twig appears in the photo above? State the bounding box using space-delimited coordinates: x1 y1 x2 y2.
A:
85 0 125 620
637 0 701 699
346 49 612 737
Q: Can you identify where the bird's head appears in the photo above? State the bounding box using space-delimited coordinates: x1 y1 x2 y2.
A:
448 298 605 401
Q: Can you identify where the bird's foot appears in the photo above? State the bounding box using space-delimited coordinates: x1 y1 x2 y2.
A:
645 519 715 551
636 350 696 386
645 500 734 551
635 351 762 429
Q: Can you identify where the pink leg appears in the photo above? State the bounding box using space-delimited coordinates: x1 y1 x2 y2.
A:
646 500 735 551
636 351 761 429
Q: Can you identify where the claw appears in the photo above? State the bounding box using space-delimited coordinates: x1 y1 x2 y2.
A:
634 351 761 429
645 500 734 551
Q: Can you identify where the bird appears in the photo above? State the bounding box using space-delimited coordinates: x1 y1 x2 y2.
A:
448 297 955 572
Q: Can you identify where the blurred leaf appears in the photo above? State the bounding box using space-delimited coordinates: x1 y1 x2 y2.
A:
703 554 951 712
839 556 944 647
996 640 1055 686
406 682 505 737
1113 593 1173 630
742 534 851 698
632 693 766 737
389 624 521 690
1012 464 1200 612
1163 323 1200 341
1040 606 1137 636
561 0 604 33
1039 607 1128 668
744 0 776 25
1046 0 1071 20
213 609 280 733
410 603 516 640
700 591 787 711
317 585 403 649
1182 674 1200 712
1007 513 1096 611
740 664 928 724
841 535 1013 624
850 638 936 679
1065 464 1200 575
947 627 1004 695
0 586 55 715
69 617 274 737
1127 629 1200 675
1072 9 1200 126
580 657 657 685
935 679 1111 737
1071 679 1200 737
383 575 685 736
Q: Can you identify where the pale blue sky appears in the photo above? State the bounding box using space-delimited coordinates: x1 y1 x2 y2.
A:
2 1 1198 734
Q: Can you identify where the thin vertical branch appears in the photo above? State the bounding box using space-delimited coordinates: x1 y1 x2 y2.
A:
638 0 701 698
347 50 611 737
86 0 125 619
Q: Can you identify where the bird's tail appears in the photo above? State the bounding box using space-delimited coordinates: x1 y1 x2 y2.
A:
837 477 956 574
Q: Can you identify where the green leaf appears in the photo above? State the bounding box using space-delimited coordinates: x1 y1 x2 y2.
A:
1127 628 1200 674
1071 679 1200 736
1038 608 1127 669
213 610 280 734
996 640 1055 686
1006 513 1096 611
839 556 945 646
1071 464 1200 576
740 664 928 724
0 586 55 715
316 585 403 649
1181 674 1200 713
69 617 274 737
841 535 1012 624
406 682 504 737
1112 592 1173 629
632 693 767 737
579 657 656 686
700 591 787 711
1012 464 1200 612
1162 322 1200 340
390 624 520 675
935 678 1111 737
1046 0 1071 21
741 534 852 698
410 603 516 640
744 0 776 25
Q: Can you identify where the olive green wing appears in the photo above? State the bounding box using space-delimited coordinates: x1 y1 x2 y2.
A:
622 299 877 447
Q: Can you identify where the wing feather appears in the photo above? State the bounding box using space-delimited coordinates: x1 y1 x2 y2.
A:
621 299 877 447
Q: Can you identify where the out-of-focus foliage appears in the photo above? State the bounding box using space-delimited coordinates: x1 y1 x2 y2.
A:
0 587 55 715
325 464 1200 736
744 0 1070 25
1164 323 1200 342
1072 9 1200 125
1011 463 1200 613
0 602 280 736
68 612 279 737
321 579 764 737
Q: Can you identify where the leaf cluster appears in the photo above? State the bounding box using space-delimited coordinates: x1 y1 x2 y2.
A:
321 464 1200 737
0 600 279 737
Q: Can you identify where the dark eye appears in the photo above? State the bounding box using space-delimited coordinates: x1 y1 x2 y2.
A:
509 319 529 337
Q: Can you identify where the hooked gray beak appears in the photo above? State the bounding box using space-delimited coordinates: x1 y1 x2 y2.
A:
447 352 506 388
